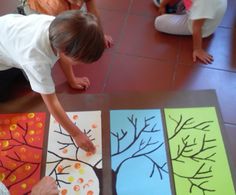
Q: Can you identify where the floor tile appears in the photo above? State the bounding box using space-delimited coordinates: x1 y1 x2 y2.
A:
98 9 127 51
52 51 113 94
96 0 131 12
130 0 158 17
220 0 236 28
117 14 180 61
178 27 236 71
174 64 236 124
104 54 175 93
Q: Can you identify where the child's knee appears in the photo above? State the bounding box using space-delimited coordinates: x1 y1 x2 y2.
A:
154 16 165 32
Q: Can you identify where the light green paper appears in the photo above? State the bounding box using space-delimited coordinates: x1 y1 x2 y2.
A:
164 107 235 195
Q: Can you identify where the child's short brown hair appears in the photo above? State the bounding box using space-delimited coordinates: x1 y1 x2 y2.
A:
49 10 105 63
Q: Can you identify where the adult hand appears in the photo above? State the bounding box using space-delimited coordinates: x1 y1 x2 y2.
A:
193 49 213 64
31 176 59 195
69 77 90 90
104 34 114 48
72 131 96 154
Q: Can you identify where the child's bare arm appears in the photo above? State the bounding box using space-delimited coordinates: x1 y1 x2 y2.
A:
58 54 90 90
192 19 213 64
41 93 96 153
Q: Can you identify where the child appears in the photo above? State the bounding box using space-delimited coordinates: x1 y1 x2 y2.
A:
0 10 106 153
154 0 227 64
20 0 113 48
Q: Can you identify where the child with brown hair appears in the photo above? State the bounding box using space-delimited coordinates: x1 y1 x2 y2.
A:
21 0 113 48
0 10 105 153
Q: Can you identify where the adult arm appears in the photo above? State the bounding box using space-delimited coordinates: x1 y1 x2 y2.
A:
192 19 213 64
41 93 96 153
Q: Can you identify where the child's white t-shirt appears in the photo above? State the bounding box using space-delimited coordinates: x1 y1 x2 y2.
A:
0 14 59 94
187 0 227 37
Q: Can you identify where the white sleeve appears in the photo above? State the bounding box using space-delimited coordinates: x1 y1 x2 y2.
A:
22 63 55 94
189 0 217 20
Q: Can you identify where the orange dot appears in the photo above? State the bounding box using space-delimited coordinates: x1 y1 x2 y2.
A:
9 124 17 131
73 115 78 120
21 183 27 189
87 190 94 195
27 113 35 119
57 165 63 173
28 137 34 143
74 162 81 169
13 132 20 138
73 185 80 191
86 152 93 157
1 140 9 148
91 124 97 129
77 178 84 183
88 179 94 185
62 148 68 154
9 175 17 182
61 189 68 195
36 122 43 128
25 165 31 171
29 130 35 135
0 173 5 181
20 147 27 153
34 154 40 159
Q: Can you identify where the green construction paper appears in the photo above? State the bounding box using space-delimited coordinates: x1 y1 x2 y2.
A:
164 107 235 195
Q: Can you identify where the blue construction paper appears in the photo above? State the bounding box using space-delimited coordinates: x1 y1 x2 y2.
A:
110 109 172 195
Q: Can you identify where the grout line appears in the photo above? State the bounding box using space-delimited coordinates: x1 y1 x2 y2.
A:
224 122 236 127
115 51 177 63
101 0 134 92
197 64 236 74
171 37 182 89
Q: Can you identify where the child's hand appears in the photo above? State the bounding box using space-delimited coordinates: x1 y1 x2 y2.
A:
193 49 214 64
31 176 59 195
69 77 90 90
104 34 114 48
72 131 96 154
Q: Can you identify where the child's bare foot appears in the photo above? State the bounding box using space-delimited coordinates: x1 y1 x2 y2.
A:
72 131 96 154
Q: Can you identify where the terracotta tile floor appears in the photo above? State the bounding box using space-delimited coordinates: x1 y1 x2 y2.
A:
1 0 236 142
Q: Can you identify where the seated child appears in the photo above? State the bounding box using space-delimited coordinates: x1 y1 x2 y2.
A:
20 0 113 48
0 10 106 153
154 0 227 64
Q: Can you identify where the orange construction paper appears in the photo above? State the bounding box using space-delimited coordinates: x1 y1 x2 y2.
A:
0 112 46 195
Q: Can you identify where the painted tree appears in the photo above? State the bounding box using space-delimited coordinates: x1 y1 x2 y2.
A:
46 111 102 195
167 113 218 195
110 110 171 195
0 113 45 195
